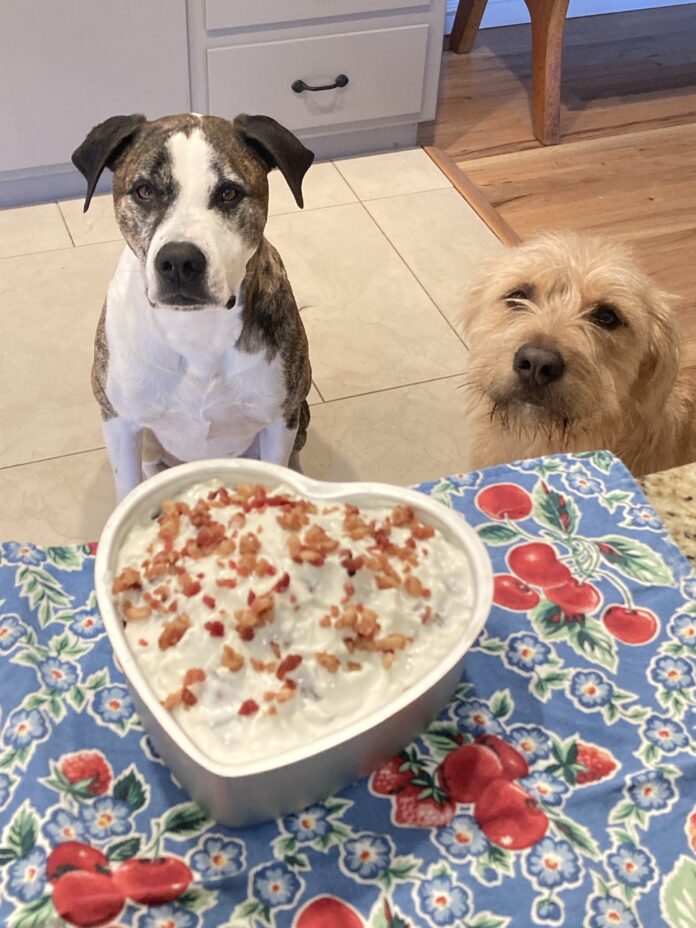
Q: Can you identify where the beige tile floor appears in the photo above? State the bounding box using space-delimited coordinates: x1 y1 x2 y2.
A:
0 149 503 545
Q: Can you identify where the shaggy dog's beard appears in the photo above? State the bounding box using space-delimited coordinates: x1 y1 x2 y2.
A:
484 388 576 445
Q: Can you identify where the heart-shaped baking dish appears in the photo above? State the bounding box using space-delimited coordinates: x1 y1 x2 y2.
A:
95 460 492 826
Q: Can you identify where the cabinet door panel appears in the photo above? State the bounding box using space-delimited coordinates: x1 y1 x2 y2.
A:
208 25 429 132
205 0 429 31
0 0 190 172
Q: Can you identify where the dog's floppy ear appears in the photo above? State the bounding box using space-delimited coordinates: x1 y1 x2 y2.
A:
72 114 146 212
638 282 682 411
234 114 314 208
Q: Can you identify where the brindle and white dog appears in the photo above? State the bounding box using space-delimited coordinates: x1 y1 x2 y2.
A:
72 113 314 502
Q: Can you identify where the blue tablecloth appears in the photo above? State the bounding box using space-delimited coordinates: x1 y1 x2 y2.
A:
1 452 694 928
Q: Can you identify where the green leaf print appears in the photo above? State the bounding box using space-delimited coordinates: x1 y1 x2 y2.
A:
9 894 55 928
16 565 72 627
596 536 674 585
113 768 147 813
6 804 37 859
660 855 696 928
533 481 580 535
161 802 210 838
477 524 522 545
46 546 85 571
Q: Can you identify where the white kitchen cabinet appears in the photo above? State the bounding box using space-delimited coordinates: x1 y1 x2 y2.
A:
191 0 446 158
0 0 189 206
0 0 446 206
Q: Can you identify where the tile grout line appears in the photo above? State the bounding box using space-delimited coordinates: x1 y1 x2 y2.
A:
0 446 106 473
311 380 326 403
318 370 467 406
354 193 469 349
55 202 76 247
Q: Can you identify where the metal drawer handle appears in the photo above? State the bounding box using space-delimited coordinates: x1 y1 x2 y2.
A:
291 74 349 94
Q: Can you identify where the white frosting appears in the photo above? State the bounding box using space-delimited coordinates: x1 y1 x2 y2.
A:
113 481 473 764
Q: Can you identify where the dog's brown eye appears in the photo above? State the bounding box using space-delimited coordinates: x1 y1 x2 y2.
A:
218 184 239 204
592 304 622 330
134 182 154 202
504 288 530 309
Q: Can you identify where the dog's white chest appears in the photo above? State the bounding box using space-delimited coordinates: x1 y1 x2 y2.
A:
105 249 286 461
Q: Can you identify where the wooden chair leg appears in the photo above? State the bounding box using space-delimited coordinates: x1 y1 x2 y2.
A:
523 0 570 145
451 0 489 54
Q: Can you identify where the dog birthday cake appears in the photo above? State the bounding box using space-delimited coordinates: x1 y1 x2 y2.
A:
110 482 473 763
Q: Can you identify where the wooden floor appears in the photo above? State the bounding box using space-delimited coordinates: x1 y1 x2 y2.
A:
419 3 696 371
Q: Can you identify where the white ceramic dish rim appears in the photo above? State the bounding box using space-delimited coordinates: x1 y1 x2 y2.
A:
95 459 492 779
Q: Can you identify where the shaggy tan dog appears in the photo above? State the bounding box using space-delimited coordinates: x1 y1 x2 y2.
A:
461 232 695 476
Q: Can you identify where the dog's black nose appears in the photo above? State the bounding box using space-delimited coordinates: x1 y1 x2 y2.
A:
156 242 207 284
513 344 565 387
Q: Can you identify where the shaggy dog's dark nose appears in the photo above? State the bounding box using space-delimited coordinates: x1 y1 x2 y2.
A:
513 344 565 387
156 242 207 284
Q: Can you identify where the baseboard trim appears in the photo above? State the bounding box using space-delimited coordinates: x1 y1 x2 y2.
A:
424 146 522 247
0 164 112 210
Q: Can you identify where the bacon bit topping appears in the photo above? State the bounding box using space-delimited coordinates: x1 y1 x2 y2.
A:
177 572 202 597
270 641 282 660
181 687 198 707
221 645 244 671
356 608 379 638
267 706 278 716
216 578 237 589
123 600 152 622
341 553 364 575
239 532 260 555
247 590 256 606
239 699 259 716
153 584 170 601
390 505 414 527
238 626 255 642
277 508 306 532
404 575 424 597
375 633 412 651
162 691 182 710
202 595 216 609
255 558 276 577
347 661 363 672
412 523 435 540
277 654 302 680
251 658 278 673
195 521 225 552
183 667 206 686
316 652 340 673
112 567 142 594
204 619 225 637
287 534 302 561
229 511 246 529
217 537 236 557
421 606 433 624
138 638 148 647
237 554 257 576
319 615 332 628
276 685 296 703
159 612 190 650
274 572 291 593
335 607 358 630
251 594 275 623
158 501 181 540
343 580 355 598
376 573 400 590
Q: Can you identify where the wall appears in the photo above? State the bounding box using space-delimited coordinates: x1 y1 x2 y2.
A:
446 0 694 31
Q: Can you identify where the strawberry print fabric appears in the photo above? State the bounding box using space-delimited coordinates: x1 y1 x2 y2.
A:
0 452 694 928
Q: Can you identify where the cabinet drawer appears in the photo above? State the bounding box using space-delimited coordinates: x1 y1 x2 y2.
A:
208 24 429 132
205 0 428 31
